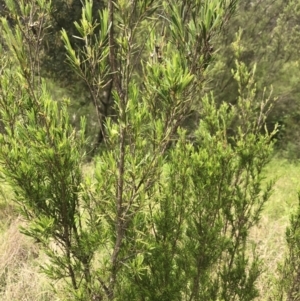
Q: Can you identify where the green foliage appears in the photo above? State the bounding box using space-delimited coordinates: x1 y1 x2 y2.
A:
208 0 300 157
0 29 93 296
0 0 279 300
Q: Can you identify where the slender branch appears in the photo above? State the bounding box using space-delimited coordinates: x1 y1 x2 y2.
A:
108 0 122 98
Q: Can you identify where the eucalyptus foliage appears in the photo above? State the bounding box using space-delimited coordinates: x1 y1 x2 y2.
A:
0 0 277 300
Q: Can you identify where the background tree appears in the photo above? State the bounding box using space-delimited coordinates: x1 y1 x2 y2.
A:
208 0 300 157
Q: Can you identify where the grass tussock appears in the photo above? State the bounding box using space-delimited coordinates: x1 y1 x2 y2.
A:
0 218 57 301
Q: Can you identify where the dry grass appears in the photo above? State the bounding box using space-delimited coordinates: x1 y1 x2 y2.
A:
0 218 58 301
251 157 300 300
